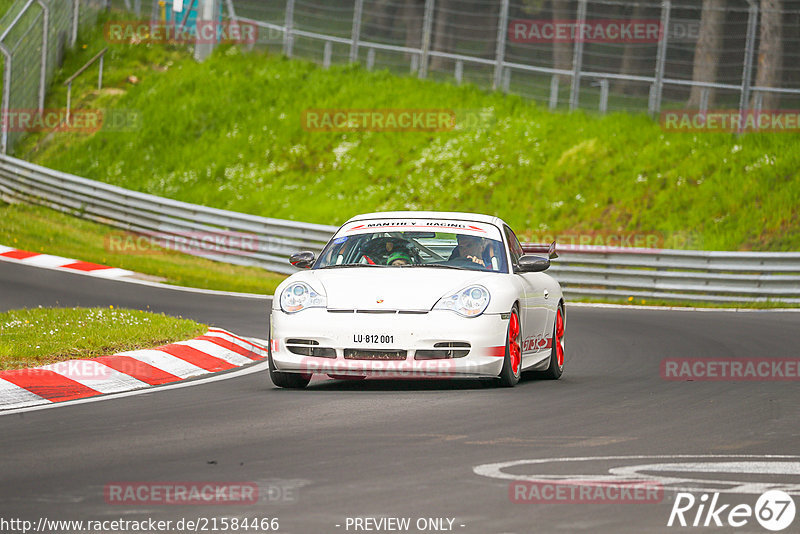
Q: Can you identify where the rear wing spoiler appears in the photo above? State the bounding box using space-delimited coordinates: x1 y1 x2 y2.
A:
521 240 558 259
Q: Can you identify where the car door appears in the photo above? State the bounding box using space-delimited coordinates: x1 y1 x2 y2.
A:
503 225 550 360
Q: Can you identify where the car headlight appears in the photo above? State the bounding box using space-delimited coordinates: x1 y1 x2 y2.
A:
280 282 326 313
434 285 490 317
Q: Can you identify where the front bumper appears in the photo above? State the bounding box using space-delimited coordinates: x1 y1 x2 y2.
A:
270 309 509 378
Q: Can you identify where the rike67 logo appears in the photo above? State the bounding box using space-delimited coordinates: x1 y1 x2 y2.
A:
668 490 796 531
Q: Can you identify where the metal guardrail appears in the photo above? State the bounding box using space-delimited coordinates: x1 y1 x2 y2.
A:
0 154 337 274
1 153 799 302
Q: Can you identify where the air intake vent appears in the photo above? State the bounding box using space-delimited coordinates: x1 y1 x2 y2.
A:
344 349 407 360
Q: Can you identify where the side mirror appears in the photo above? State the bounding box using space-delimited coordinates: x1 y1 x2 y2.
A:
516 254 550 273
289 251 316 269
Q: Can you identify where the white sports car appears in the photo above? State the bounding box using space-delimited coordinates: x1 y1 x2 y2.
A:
268 211 565 388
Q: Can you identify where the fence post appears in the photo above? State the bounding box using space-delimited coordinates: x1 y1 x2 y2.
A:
366 47 375 70
350 0 364 63
569 0 587 110
549 75 559 110
649 0 671 116
323 41 332 68
599 78 609 114
739 0 758 120
134 0 142 17
36 0 49 113
492 0 509 91
194 0 219 61
454 59 463 84
283 0 295 57
418 0 434 78
71 0 80 47
0 45 10 155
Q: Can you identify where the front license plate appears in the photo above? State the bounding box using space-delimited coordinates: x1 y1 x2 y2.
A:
352 333 394 344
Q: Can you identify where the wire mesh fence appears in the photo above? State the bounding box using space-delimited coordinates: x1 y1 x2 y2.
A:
230 0 800 118
0 0 106 155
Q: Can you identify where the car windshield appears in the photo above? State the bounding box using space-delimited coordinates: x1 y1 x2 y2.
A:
315 219 509 273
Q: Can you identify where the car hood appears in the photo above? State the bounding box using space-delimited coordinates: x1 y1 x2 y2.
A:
305 267 491 311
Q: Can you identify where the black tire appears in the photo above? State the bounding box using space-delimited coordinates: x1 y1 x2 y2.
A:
268 333 311 389
498 306 522 387
540 305 564 380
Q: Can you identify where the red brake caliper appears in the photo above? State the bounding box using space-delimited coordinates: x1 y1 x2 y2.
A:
509 312 521 374
556 309 564 366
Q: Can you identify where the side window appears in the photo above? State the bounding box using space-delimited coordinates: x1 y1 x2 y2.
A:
504 225 524 267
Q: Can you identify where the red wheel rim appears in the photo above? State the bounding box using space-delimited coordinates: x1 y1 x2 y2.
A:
555 309 564 367
509 312 521 374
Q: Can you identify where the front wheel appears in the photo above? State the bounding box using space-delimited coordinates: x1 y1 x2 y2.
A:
540 306 564 380
498 307 522 387
268 337 312 389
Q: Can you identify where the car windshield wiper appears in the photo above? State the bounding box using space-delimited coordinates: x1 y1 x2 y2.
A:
406 263 462 270
317 263 388 269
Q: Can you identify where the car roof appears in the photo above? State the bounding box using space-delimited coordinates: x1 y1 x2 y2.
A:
345 211 508 228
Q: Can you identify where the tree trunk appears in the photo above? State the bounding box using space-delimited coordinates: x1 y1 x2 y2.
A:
752 0 783 109
402 0 424 51
429 0 454 71
551 0 574 83
614 2 647 95
687 0 726 108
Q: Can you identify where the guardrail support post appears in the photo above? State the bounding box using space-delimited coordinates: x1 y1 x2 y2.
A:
649 0 670 117
492 0 510 91
350 0 364 63
454 59 463 84
418 0 434 78
569 0 587 111
283 0 295 57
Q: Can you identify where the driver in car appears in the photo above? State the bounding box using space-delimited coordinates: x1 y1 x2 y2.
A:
450 234 487 267
387 251 412 266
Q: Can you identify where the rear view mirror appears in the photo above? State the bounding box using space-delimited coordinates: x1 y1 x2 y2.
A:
516 255 550 273
289 251 316 269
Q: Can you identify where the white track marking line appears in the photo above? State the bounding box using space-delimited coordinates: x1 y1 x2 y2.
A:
118 349 207 379
41 360 150 394
0 361 269 416
0 378 51 409
175 340 254 366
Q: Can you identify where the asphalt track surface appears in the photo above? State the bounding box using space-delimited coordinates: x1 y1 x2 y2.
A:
1 260 799 533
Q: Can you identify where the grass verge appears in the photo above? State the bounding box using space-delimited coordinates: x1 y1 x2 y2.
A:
0 201 287 294
0 306 207 369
